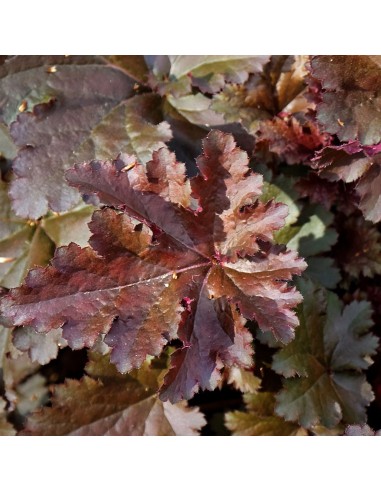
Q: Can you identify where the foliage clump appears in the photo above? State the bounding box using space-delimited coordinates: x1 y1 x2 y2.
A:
0 55 380 435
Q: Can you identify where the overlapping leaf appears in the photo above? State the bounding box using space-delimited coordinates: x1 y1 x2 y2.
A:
0 56 175 219
260 178 340 289
260 175 301 229
206 56 330 165
169 56 269 88
334 215 381 279
211 56 314 136
73 93 172 166
22 354 206 436
345 424 381 436
152 55 269 95
0 319 48 414
283 206 340 289
149 56 270 131
0 181 55 289
0 179 67 379
0 54 380 435
0 123 17 176
105 56 149 84
284 207 337 258
295 173 348 211
226 367 261 393
224 390 343 436
312 142 381 222
0 131 306 402
273 279 378 429
310 56 381 145
0 57 132 218
257 116 330 165
225 392 307 436
41 203 95 248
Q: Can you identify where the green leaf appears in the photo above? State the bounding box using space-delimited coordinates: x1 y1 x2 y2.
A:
0 323 41 412
211 56 310 133
280 205 340 289
261 176 301 229
0 223 54 289
41 204 94 248
167 93 224 127
12 325 67 365
225 392 307 436
260 182 340 289
310 424 344 436
0 180 25 238
14 373 48 418
151 56 268 128
168 56 269 85
0 123 17 175
286 208 338 257
0 181 55 289
0 185 65 364
74 93 172 165
211 84 269 133
304 257 341 290
0 181 58 386
273 279 378 429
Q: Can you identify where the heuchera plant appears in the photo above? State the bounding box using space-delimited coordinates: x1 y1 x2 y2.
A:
0 55 380 436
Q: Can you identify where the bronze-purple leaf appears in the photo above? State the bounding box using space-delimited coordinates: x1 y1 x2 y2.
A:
310 56 381 145
21 355 206 436
0 131 306 402
1 56 137 218
312 141 381 222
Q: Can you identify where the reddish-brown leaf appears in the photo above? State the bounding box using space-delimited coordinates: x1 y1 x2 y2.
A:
0 131 306 402
257 116 330 165
22 364 206 436
312 142 381 222
310 56 381 145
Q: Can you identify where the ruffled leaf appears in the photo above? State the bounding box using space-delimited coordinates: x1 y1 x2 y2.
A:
310 56 381 145
22 355 205 436
225 392 307 436
1 131 306 402
273 279 378 429
312 142 381 222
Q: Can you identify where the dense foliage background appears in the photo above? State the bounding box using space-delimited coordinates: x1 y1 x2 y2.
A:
0 55 380 436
